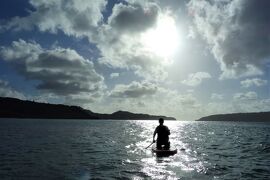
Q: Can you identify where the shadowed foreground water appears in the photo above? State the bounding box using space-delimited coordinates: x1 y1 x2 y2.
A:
0 119 269 179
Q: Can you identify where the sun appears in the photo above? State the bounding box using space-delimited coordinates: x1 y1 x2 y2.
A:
141 14 179 62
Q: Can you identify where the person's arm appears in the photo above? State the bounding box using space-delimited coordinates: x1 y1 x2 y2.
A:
153 128 157 143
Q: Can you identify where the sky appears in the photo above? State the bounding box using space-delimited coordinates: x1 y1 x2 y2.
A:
0 0 269 120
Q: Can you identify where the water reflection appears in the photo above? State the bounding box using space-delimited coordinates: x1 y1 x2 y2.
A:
127 120 208 179
1 119 268 179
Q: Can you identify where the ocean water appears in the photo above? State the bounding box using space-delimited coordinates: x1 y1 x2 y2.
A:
0 119 269 180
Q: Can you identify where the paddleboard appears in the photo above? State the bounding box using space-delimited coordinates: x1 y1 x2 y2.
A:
152 146 177 156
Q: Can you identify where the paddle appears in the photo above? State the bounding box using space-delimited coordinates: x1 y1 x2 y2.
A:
145 141 155 149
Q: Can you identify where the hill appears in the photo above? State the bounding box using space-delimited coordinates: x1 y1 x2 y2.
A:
197 112 270 122
0 97 175 120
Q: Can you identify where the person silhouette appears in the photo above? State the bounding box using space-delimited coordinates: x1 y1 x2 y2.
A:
153 118 170 150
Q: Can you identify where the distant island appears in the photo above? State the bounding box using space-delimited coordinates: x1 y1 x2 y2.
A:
0 97 175 120
197 112 270 122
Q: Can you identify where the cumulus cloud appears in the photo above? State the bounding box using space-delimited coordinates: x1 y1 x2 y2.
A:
188 0 270 79
108 3 159 33
2 0 106 38
182 72 211 86
109 81 158 98
211 93 224 100
233 91 258 101
240 78 267 88
97 2 169 81
0 39 105 103
1 0 173 81
0 79 25 99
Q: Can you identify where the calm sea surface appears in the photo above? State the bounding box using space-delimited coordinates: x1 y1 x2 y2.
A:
0 119 269 180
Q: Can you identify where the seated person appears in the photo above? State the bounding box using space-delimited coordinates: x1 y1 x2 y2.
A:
153 118 170 150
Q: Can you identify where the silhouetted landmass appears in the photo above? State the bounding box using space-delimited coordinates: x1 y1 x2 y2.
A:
197 112 270 122
99 110 175 120
0 97 175 120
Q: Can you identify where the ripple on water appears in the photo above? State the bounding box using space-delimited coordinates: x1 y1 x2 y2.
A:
0 119 269 179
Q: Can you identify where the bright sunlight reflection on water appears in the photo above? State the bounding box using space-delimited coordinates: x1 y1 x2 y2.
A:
128 120 207 179
2 119 269 179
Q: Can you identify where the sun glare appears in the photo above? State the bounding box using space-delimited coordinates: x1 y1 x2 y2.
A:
141 14 179 62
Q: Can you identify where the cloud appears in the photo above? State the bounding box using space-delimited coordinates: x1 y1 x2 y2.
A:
0 79 25 99
2 0 106 38
240 78 267 88
182 72 211 86
211 93 224 100
97 2 169 81
188 0 270 79
233 91 258 101
104 86 203 120
109 81 158 98
1 1 172 81
64 91 103 105
110 73 119 79
206 98 270 117
0 39 105 103
157 89 202 120
178 93 200 108
232 98 270 113
108 3 159 33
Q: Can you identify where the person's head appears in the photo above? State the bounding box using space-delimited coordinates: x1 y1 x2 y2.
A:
159 118 164 125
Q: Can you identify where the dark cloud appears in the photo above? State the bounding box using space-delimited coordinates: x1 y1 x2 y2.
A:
0 39 105 98
189 0 270 78
110 81 158 98
108 3 159 33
